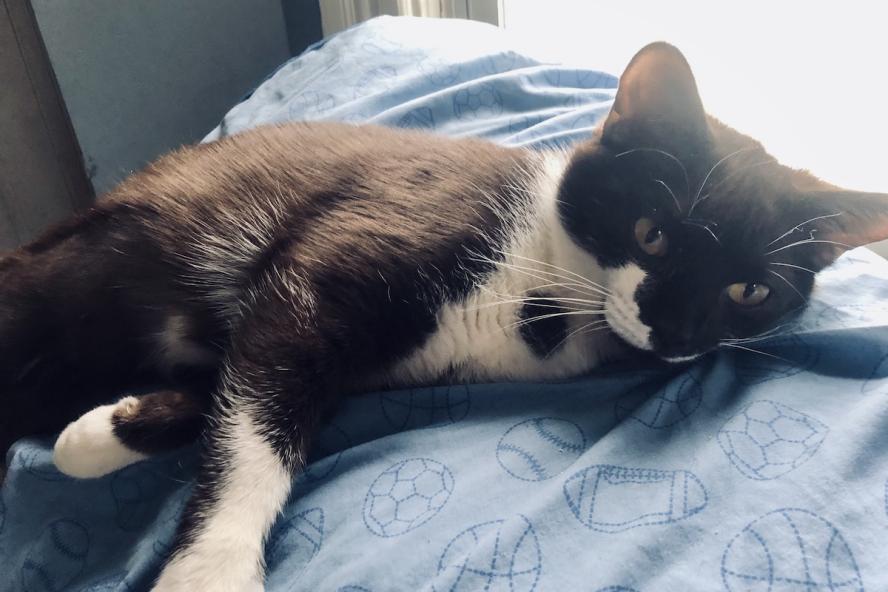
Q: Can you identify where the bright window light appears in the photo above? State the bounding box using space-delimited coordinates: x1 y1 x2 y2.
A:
503 0 888 192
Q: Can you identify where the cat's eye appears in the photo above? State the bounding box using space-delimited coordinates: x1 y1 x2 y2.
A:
634 217 668 256
726 282 771 307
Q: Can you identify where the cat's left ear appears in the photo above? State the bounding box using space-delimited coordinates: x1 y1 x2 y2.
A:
797 189 888 266
602 42 709 145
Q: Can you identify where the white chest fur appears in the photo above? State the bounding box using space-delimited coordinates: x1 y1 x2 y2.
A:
392 151 620 384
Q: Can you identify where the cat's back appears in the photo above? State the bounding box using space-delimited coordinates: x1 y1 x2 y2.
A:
120 121 521 197
104 121 536 240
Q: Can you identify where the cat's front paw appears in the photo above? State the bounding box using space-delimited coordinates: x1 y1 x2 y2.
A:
53 397 147 478
151 554 266 592
152 579 264 592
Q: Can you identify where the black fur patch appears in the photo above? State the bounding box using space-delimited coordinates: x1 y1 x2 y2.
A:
517 293 569 358
111 391 208 455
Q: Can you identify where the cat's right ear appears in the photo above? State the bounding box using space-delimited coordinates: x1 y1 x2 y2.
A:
601 42 709 146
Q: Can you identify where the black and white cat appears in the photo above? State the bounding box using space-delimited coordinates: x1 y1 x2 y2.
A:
3 43 887 591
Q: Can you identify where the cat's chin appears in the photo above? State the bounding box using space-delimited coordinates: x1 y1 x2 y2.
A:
660 353 702 364
603 312 705 365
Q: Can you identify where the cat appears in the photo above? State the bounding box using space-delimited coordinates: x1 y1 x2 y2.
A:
2 42 887 591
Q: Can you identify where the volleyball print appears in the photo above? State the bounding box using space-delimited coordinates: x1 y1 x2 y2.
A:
287 91 336 120
717 400 828 480
452 84 503 120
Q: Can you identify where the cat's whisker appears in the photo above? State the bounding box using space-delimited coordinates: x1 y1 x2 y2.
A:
470 256 612 298
689 147 756 214
721 323 796 343
528 296 608 306
468 256 604 295
764 238 852 257
545 319 611 358
507 310 608 331
492 249 613 295
472 286 606 314
615 148 690 198
765 212 844 247
722 330 796 345
520 281 610 299
720 342 790 363
654 179 682 213
470 295 602 314
720 321 801 346
579 324 611 337
767 269 808 303
681 218 721 245
464 298 592 313
693 160 780 208
476 281 601 302
768 262 816 274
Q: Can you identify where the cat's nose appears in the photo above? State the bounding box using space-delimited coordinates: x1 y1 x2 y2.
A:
650 319 705 356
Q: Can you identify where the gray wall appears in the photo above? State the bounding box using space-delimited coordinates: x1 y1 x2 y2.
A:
31 0 291 195
0 0 93 249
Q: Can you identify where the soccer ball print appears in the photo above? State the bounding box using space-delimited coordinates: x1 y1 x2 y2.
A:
363 458 454 537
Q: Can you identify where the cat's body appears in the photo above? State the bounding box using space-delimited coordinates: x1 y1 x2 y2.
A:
3 43 887 591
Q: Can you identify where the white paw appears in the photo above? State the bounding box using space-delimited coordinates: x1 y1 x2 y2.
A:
53 397 148 478
152 555 266 592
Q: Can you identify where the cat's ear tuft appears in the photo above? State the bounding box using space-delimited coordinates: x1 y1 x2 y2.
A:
800 190 888 266
602 42 708 144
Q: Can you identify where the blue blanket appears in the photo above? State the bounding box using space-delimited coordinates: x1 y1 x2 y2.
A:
3 16 888 592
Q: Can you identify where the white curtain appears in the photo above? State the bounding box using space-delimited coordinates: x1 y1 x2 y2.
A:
319 0 501 36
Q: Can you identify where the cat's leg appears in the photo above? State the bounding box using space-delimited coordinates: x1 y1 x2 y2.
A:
151 353 327 591
151 268 333 592
0 205 223 460
53 390 208 478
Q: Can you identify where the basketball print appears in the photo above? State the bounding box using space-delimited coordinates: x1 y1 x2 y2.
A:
721 508 864 591
380 385 470 431
434 515 541 592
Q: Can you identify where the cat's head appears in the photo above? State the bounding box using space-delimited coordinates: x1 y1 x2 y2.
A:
559 42 888 362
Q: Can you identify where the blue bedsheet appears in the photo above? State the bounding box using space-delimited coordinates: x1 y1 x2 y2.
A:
3 16 888 592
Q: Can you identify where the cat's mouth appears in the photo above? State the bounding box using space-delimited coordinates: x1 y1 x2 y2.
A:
605 296 704 364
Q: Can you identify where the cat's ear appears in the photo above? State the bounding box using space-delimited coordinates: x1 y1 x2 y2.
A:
791 189 888 267
602 42 708 144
